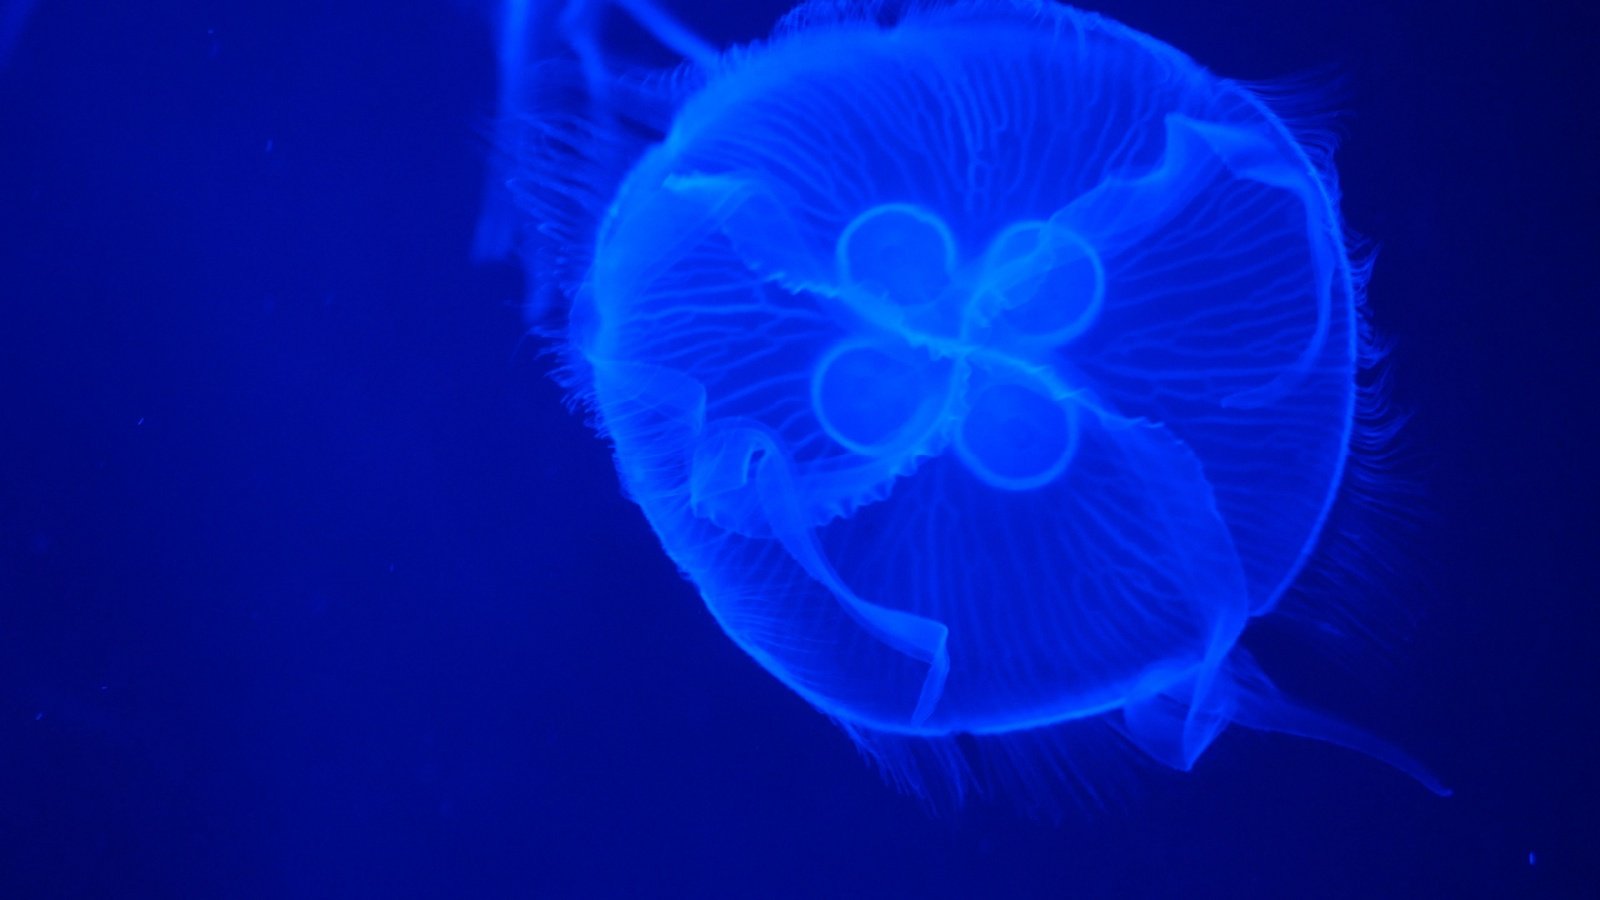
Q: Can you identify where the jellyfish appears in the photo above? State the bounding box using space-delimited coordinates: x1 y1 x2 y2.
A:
498 0 1448 806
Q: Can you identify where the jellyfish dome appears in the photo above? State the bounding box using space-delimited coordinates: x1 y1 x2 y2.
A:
509 0 1447 804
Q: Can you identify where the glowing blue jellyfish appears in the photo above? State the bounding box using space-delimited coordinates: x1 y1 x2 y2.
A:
501 0 1448 806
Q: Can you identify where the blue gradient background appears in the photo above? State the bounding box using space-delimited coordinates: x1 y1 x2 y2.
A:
1 1 1594 897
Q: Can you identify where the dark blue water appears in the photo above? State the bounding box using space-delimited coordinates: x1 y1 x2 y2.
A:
1 1 1594 897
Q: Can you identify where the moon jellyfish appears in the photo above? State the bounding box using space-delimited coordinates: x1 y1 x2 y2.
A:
500 0 1448 807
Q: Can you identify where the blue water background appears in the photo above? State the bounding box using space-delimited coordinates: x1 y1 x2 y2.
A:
1 1 1594 896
